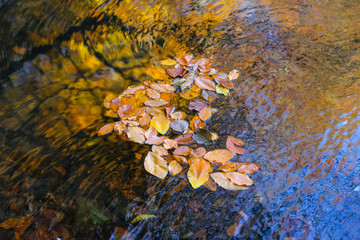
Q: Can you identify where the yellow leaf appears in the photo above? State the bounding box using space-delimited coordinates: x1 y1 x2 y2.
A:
169 160 182 176
187 158 212 189
146 66 169 80
150 114 170 135
127 127 146 144
160 59 177 65
210 172 248 190
204 149 235 163
216 85 229 96
131 214 156 223
144 152 168 179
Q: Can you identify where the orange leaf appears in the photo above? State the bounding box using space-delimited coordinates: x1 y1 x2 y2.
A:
198 107 212 122
226 136 245 154
227 172 254 186
173 146 192 156
194 76 216 91
145 127 157 139
114 122 127 135
237 163 261 174
139 113 151 127
117 104 134 118
160 59 177 65
145 66 169 80
215 77 235 89
150 114 170 135
187 158 212 189
0 216 34 233
144 152 168 179
169 160 182 176
170 111 186 120
190 147 207 158
163 139 178 149
190 116 206 130
176 56 188 65
204 149 236 163
217 162 242 173
98 123 115 136
210 172 248 190
229 69 239 81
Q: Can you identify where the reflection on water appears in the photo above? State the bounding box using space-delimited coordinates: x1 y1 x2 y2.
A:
1 0 360 239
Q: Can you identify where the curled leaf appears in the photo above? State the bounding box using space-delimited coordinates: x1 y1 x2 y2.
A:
218 162 242 173
144 152 168 179
114 122 127 135
166 67 188 78
131 214 156 223
188 100 209 111
204 149 236 163
229 69 239 81
215 77 234 89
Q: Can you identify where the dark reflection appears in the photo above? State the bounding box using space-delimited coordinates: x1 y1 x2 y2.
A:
1 0 360 239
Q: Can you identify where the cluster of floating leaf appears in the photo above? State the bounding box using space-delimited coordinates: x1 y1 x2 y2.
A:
98 54 260 190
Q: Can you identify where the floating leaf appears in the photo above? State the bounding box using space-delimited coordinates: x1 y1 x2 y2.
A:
121 85 145 95
210 172 248 190
139 113 151 127
179 84 202 99
171 78 186 87
175 133 196 144
194 76 216 91
215 77 234 89
152 145 168 156
144 99 169 107
218 162 242 173
176 56 188 65
188 158 212 189
127 127 146 144
144 152 168 179
163 139 178 149
117 104 134 118
160 59 177 65
216 85 230 96
146 66 169 80
170 120 189 133
190 116 206 130
146 88 161 99
198 107 212 122
226 136 245 154
170 111 186 120
131 214 156 223
227 172 254 186
180 65 197 92
145 127 157 139
202 90 218 102
145 136 168 145
190 147 207 158
166 67 188 78
169 160 182 176
114 122 127 135
150 114 170 135
188 100 209 111
98 123 115 136
237 163 261 174
204 149 236 163
173 146 192 156
150 83 176 93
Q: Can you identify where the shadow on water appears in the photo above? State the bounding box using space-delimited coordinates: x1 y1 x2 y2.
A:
1 0 360 239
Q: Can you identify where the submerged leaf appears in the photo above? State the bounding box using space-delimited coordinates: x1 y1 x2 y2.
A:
204 149 236 163
146 66 169 80
192 128 213 144
121 85 145 95
188 100 209 111
160 59 177 65
175 133 196 145
150 114 170 135
144 152 168 179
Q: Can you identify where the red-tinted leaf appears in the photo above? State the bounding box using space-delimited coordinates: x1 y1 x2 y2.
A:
226 136 245 154
175 133 196 144
98 123 115 136
237 163 261 174
166 67 188 78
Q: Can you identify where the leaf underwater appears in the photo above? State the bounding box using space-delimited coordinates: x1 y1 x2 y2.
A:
144 152 168 179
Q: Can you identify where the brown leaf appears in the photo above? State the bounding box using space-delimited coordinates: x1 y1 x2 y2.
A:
188 100 209 111
215 77 235 89
175 133 196 144
176 56 188 65
144 99 169 107
187 158 212 189
204 149 236 163
0 216 35 236
127 127 146 144
198 107 212 122
237 163 261 174
166 67 188 78
146 88 161 99
150 83 176 93
98 123 115 136
194 76 216 91
203 178 217 191
169 160 182 176
163 139 178 149
144 152 168 179
114 122 127 135
226 136 245 154
122 85 145 95
173 146 192 156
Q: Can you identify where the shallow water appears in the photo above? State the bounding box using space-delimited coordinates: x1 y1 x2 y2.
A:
1 0 360 239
